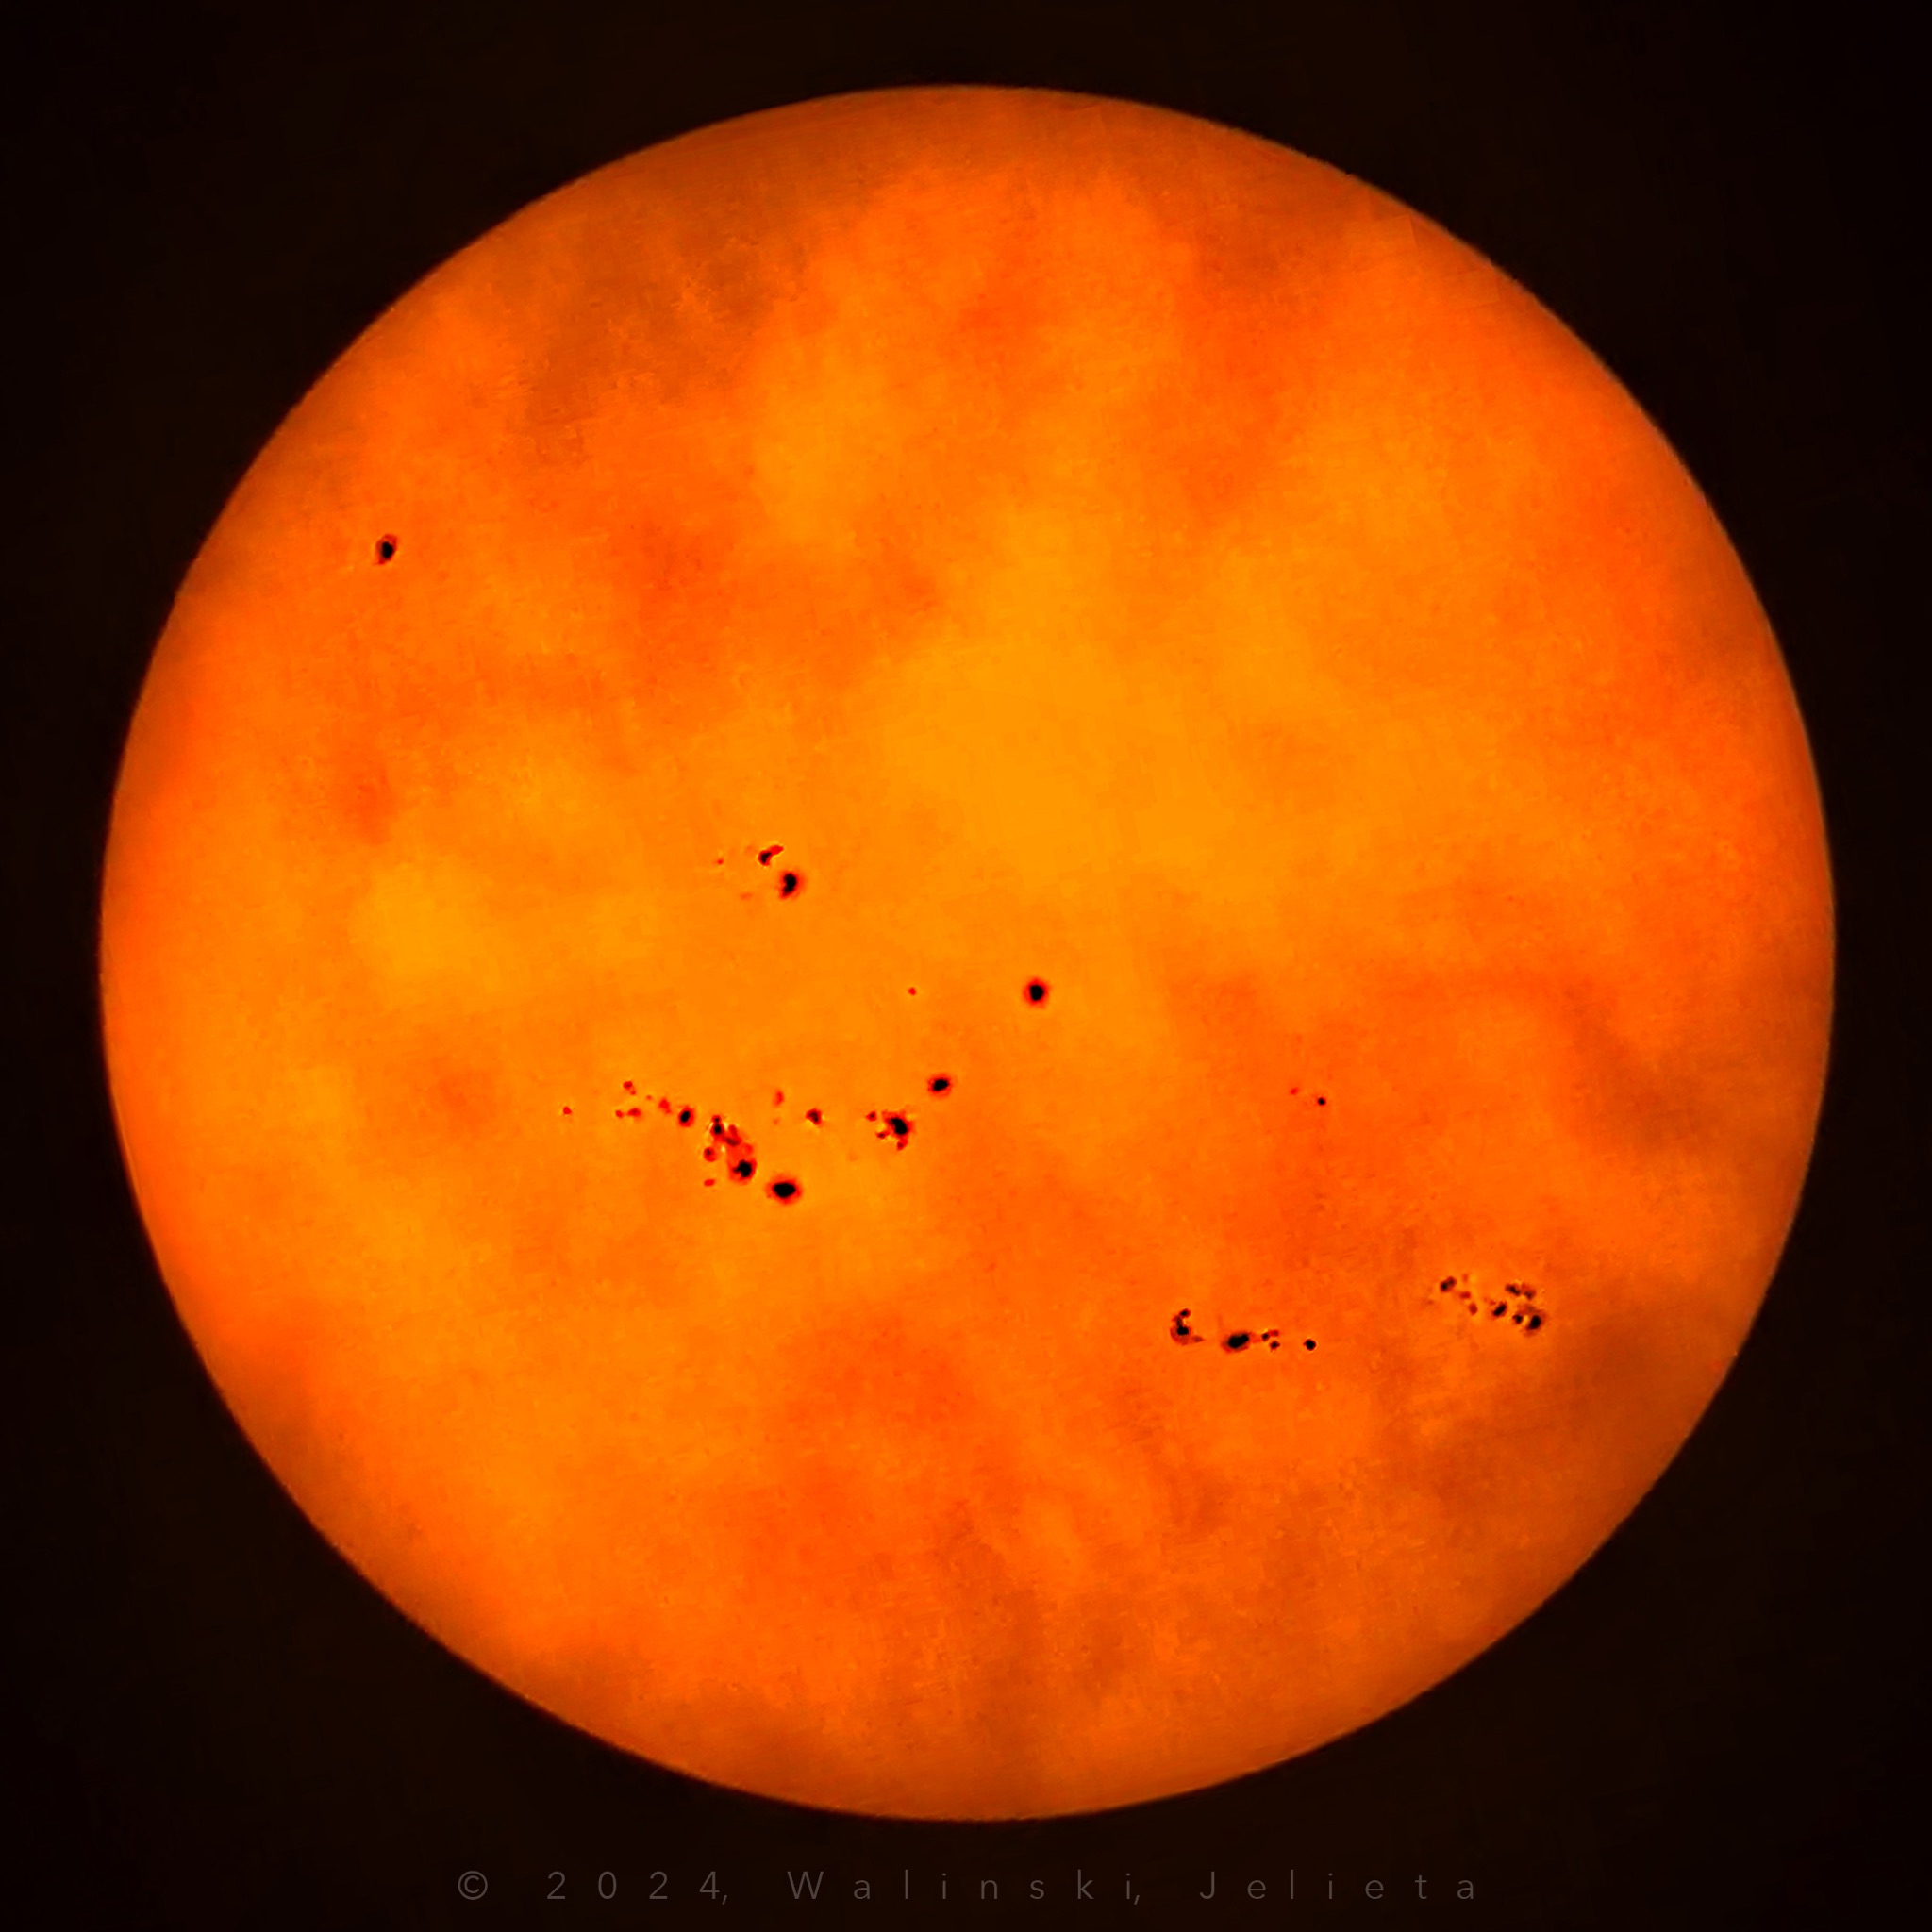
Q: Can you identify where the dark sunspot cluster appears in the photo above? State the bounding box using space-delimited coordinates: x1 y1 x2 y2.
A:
558 859 1027 1199
1171 1307 1320 1356
1436 1275 1545 1334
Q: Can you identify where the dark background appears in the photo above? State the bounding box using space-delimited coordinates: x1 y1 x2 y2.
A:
4 2 1925 1925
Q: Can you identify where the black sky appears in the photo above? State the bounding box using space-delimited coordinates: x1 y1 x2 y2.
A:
3 4 1926 1926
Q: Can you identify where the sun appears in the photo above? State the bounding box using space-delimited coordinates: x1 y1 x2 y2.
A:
98 86 1832 1820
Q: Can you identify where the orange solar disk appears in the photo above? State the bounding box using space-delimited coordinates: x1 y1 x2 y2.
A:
99 87 1832 1820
